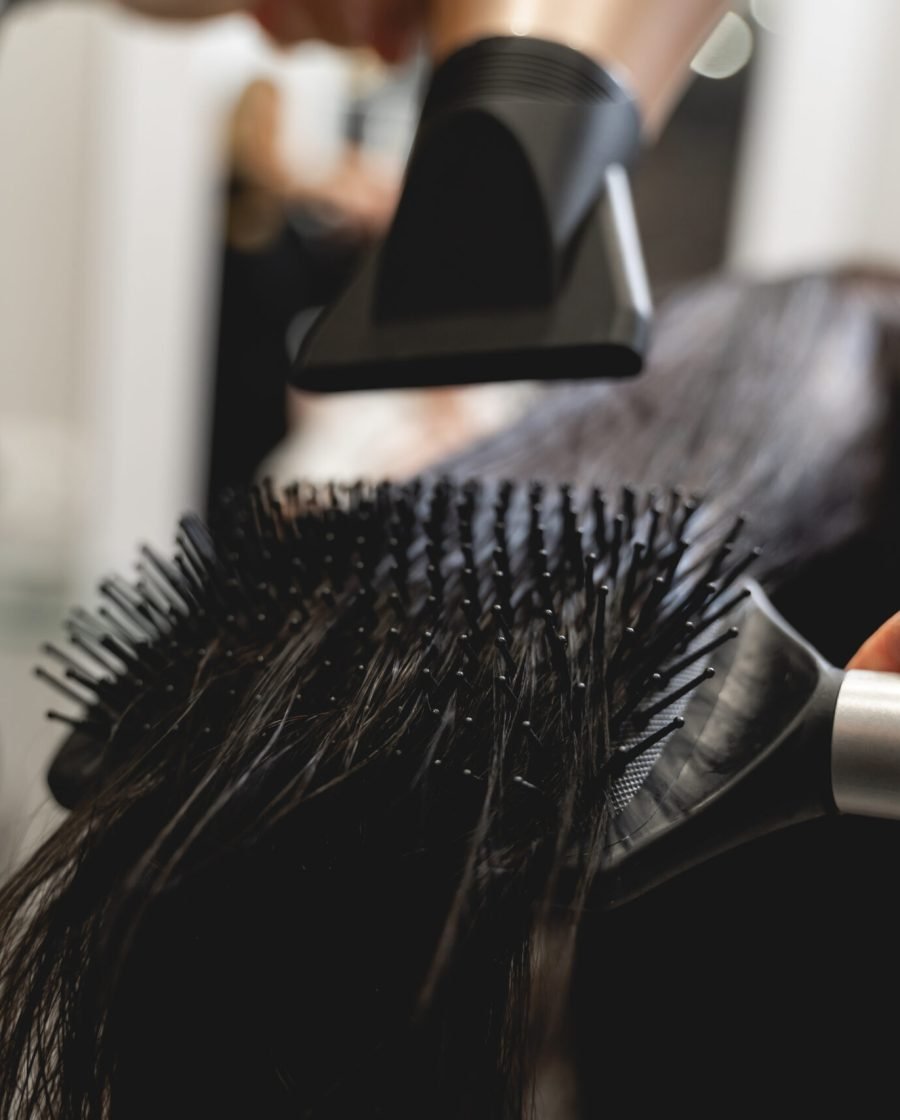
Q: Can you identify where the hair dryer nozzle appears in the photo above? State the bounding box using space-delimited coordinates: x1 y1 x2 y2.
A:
291 36 650 392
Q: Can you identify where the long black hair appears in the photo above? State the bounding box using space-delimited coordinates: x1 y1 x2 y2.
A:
0 273 897 1119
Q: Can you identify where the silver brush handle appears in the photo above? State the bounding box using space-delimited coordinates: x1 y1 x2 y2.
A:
832 671 900 819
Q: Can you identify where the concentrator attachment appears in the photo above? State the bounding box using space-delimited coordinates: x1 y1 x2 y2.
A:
292 36 650 392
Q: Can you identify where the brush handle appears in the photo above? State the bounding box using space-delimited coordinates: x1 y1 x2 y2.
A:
601 582 843 908
832 671 900 819
428 0 729 133
601 593 900 908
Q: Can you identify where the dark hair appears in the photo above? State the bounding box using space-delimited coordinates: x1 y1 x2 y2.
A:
0 273 897 1118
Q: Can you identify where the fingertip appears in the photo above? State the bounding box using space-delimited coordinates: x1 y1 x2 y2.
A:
251 0 277 37
250 0 315 44
847 611 900 672
369 0 422 62
369 26 418 63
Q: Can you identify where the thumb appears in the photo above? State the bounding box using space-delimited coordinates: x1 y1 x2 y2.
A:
847 612 900 673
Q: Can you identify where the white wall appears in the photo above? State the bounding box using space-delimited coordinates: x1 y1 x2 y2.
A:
732 0 900 276
0 4 97 856
0 4 96 590
0 3 363 857
75 12 225 587
0 3 360 593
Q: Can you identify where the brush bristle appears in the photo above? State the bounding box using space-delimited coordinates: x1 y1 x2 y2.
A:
40 478 755 841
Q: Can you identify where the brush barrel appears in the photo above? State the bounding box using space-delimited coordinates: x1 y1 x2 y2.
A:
832 671 900 820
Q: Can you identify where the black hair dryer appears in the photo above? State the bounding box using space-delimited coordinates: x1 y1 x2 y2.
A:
292 20 651 392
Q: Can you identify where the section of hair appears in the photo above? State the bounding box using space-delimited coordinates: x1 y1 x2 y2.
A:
3 475 757 1119
442 274 891 578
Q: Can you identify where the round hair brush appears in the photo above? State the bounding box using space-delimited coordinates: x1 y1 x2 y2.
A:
37 478 900 908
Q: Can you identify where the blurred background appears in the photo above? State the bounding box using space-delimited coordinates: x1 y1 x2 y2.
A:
2 0 900 862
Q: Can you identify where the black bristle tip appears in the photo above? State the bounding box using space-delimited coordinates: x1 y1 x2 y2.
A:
608 716 687 780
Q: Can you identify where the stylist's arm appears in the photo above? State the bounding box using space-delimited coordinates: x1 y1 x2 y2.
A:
119 0 423 60
118 0 730 127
